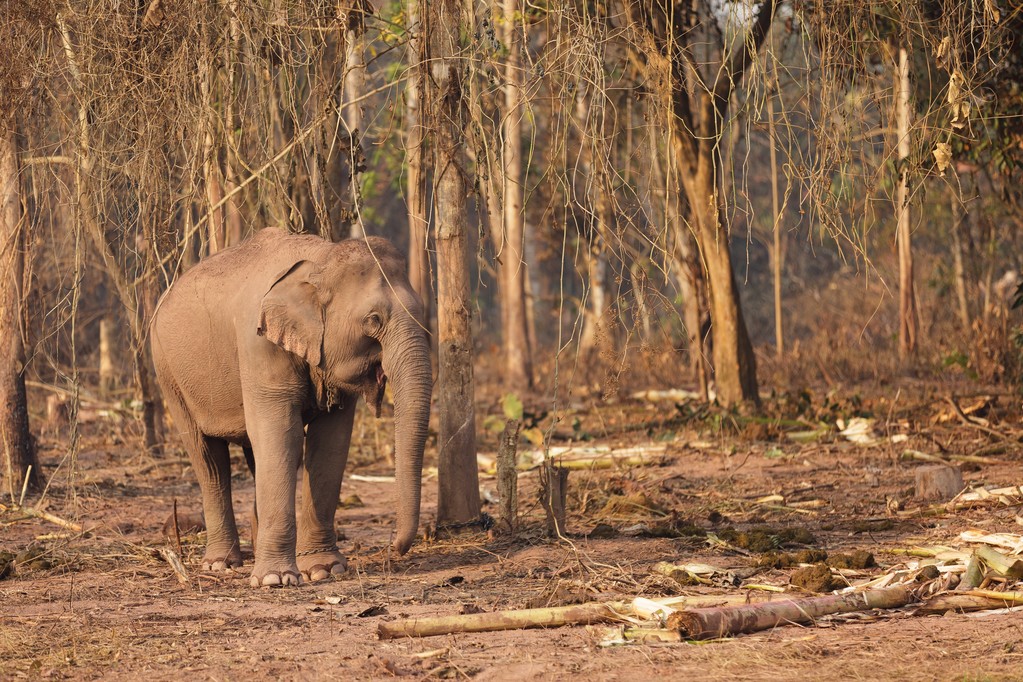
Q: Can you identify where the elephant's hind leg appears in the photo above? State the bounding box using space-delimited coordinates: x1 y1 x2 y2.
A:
195 436 244 570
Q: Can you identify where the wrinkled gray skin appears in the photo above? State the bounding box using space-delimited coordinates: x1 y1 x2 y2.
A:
151 228 431 587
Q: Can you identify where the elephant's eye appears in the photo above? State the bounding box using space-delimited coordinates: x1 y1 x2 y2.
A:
363 312 383 336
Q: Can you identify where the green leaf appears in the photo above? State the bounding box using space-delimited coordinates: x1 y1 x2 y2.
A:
483 414 506 434
501 393 524 421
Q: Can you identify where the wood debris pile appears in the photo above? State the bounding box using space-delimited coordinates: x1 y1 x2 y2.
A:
377 515 1023 644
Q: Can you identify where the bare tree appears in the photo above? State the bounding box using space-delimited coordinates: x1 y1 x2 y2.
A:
766 54 785 358
895 44 918 359
625 0 775 405
497 0 534 391
427 0 481 526
0 124 39 497
343 1 369 238
950 190 971 330
406 0 431 322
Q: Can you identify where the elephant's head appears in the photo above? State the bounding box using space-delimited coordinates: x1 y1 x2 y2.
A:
257 237 431 555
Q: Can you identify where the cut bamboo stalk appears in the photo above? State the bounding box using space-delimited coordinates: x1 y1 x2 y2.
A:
378 601 623 639
975 546 1023 579
958 554 985 590
549 455 662 471
24 508 83 532
157 548 190 584
631 597 677 620
964 589 1023 605
917 593 1019 614
666 586 914 640
378 595 759 639
623 628 682 643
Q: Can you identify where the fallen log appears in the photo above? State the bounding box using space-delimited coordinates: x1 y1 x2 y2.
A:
665 586 915 640
377 594 756 640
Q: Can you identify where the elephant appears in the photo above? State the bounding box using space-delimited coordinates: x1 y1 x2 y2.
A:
150 227 431 587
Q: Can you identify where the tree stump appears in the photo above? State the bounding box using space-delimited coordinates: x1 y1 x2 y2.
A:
914 465 964 502
541 464 569 537
496 419 520 533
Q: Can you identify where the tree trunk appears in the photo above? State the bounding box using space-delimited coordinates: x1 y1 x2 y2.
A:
574 94 615 363
498 0 533 391
895 46 918 360
343 19 366 239
673 229 709 400
651 0 773 406
766 73 784 357
223 0 244 247
950 190 970 330
428 0 481 526
406 0 431 324
682 164 758 405
630 260 652 341
0 125 40 497
200 55 227 255
654 132 709 396
579 246 608 360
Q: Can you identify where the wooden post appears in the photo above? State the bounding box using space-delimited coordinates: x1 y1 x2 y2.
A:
541 463 568 537
914 464 963 502
497 419 520 533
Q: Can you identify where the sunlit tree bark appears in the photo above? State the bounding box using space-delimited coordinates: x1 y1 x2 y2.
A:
497 0 534 391
427 0 481 526
895 45 918 359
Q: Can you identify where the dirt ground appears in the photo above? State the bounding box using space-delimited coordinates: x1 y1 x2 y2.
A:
2 385 1023 681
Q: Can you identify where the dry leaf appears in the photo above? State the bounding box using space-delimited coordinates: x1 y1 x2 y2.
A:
985 0 1001 23
933 142 953 174
936 36 952 68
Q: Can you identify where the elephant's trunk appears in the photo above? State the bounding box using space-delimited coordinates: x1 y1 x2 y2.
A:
380 311 432 555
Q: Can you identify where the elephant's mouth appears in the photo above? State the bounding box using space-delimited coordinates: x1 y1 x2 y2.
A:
362 363 387 417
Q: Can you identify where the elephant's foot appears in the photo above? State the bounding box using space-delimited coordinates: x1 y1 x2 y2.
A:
297 549 347 582
250 560 303 588
201 546 243 572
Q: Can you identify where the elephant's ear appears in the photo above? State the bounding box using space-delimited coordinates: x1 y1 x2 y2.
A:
257 260 324 366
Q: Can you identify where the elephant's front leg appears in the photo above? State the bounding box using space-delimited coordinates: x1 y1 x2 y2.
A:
246 399 305 587
297 400 356 582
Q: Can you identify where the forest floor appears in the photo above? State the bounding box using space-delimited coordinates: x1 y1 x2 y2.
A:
2 380 1023 681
